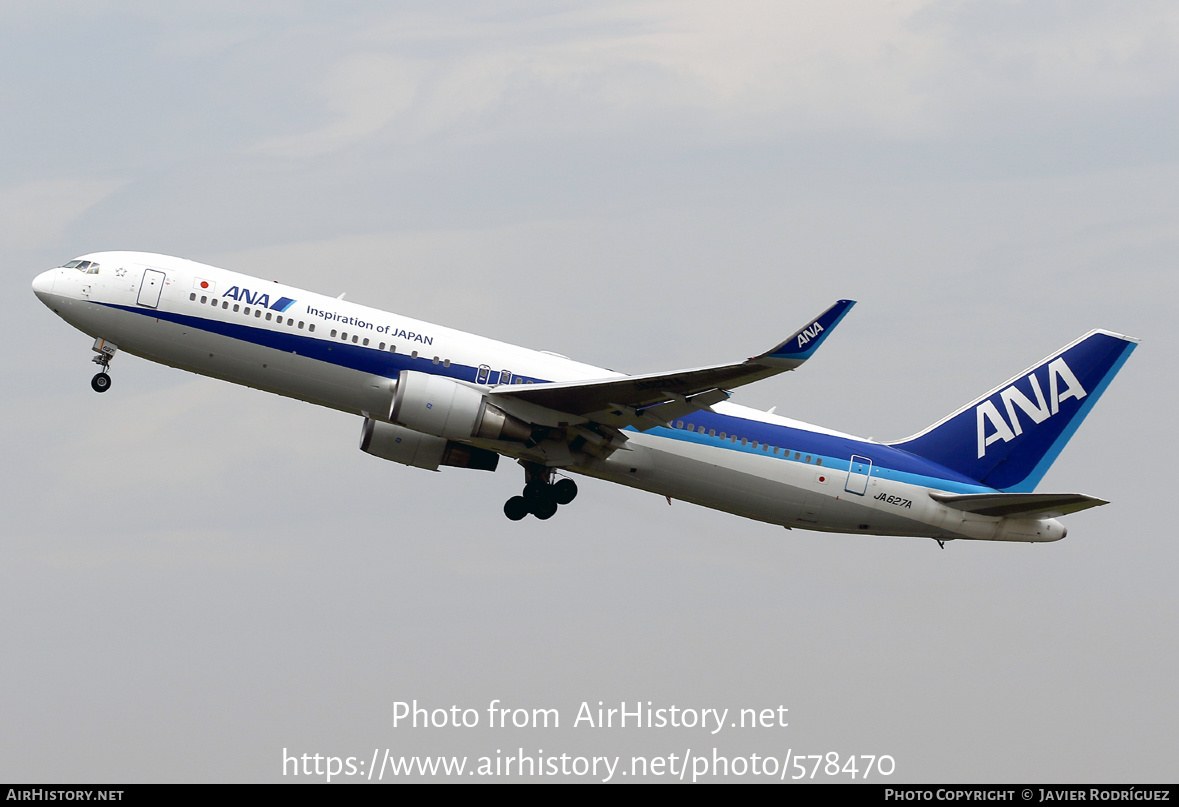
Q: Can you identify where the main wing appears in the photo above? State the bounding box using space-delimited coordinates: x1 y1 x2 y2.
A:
488 299 855 432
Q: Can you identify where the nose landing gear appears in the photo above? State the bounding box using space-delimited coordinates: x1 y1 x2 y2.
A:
503 463 578 521
90 338 117 393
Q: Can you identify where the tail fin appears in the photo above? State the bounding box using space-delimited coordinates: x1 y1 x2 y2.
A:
888 330 1138 492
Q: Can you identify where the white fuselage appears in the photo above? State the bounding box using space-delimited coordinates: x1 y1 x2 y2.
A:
32 251 1067 543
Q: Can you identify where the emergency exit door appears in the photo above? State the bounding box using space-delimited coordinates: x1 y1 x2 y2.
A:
845 455 872 495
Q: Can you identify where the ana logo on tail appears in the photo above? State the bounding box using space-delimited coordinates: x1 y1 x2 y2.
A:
976 358 1087 458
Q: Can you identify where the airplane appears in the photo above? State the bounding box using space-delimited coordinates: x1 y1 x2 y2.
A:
32 252 1138 545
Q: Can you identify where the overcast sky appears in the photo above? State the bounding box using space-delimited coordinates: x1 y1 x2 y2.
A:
3 1 1176 783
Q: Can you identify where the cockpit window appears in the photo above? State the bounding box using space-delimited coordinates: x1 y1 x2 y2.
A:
62 259 100 274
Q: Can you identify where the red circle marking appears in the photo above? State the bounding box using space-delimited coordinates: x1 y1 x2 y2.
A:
200 281 209 289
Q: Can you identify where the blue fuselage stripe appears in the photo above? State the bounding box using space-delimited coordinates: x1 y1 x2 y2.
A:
106 301 992 493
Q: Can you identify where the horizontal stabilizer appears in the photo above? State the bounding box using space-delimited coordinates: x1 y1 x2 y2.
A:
929 491 1108 518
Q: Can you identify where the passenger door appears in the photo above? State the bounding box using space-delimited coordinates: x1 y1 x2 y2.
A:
137 269 165 308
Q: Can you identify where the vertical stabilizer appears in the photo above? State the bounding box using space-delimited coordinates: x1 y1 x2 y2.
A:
888 330 1137 492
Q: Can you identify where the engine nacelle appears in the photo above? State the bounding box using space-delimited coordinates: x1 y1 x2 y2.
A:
389 370 532 442
360 418 500 472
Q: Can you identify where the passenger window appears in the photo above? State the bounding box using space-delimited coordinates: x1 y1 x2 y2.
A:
432 356 439 365
378 342 385 350
675 421 683 429
233 304 240 312
265 312 272 321
201 296 207 304
222 301 229 309
443 359 451 368
341 332 347 340
709 429 716 437
815 458 822 466
189 293 196 301
309 324 315 332
362 337 368 345
412 351 419 359
352 335 358 343
254 310 261 318
805 455 812 463
741 438 748 446
299 321 305 329
332 330 338 338
389 345 397 353
244 307 251 315
751 441 758 449
795 452 801 460
773 447 779 454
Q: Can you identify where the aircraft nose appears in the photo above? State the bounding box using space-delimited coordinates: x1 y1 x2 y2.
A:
32 269 56 301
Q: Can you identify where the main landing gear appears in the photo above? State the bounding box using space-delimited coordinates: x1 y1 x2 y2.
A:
504 463 578 521
89 338 117 393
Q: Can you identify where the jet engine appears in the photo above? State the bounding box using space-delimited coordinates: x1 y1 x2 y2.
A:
360 418 500 471
389 370 532 442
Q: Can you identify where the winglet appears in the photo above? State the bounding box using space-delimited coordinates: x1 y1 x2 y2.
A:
758 299 856 365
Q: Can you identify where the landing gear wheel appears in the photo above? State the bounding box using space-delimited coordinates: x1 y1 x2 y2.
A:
504 496 529 521
91 372 111 393
515 462 571 521
552 478 578 505
530 497 559 520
